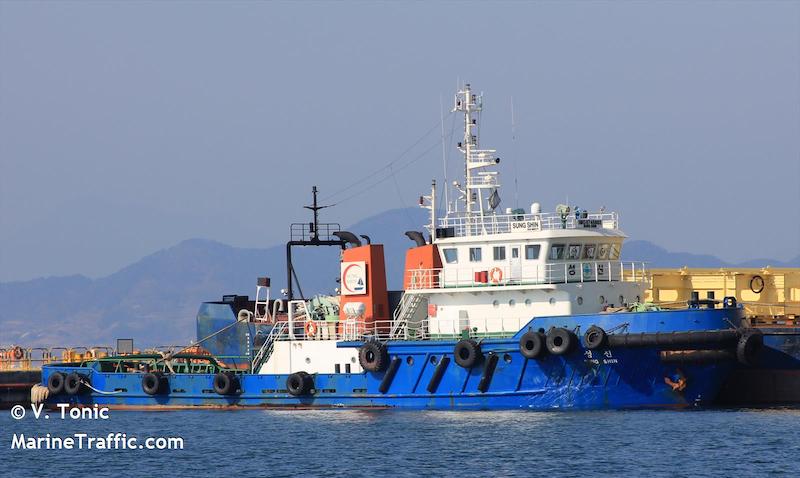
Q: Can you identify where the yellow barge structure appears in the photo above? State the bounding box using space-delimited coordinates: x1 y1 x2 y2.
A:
648 267 800 404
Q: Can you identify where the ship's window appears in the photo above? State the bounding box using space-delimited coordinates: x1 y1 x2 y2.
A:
430 355 438 365
576 296 584 306
511 247 519 259
609 244 620 260
597 244 610 260
406 356 414 366
599 295 606 304
525 244 540 260
335 364 341 373
525 298 532 306
443 248 458 264
509 299 516 307
469 247 482 262
549 297 556 305
619 295 625 305
493 246 506 261
492 300 499 308
550 244 565 261
345 363 351 373
567 244 581 261
503 353 512 363
582 244 596 260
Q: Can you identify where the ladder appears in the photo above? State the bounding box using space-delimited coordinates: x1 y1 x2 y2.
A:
254 284 270 320
251 321 287 372
390 293 423 339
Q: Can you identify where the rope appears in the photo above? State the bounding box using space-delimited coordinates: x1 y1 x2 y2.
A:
81 380 124 395
321 113 454 203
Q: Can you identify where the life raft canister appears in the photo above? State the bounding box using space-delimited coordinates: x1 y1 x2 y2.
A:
489 267 503 284
305 320 318 338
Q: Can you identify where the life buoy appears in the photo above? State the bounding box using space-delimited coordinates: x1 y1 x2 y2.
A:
305 321 318 338
489 267 503 284
12 346 24 360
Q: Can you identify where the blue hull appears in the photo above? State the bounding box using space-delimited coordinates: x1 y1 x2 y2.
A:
41 308 745 410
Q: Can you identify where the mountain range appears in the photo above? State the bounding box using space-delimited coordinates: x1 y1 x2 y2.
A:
1 207 797 347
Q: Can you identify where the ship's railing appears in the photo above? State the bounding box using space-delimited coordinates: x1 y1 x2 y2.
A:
0 345 116 371
405 261 649 290
437 211 618 237
275 316 527 342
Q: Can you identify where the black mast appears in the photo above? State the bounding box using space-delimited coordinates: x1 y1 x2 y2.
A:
285 186 345 300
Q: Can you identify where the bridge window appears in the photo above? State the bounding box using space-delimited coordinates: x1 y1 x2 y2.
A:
469 247 482 262
582 244 596 260
511 247 519 259
609 244 620 260
443 248 458 264
597 244 610 260
525 244 540 260
493 246 506 261
567 245 581 260
549 244 565 260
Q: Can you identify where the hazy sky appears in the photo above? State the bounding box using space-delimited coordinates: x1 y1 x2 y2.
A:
1 1 798 282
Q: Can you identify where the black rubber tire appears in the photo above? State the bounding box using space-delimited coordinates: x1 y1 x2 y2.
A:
142 372 164 395
287 372 312 396
213 372 238 395
47 372 65 395
359 342 388 372
736 332 763 366
64 372 85 395
454 339 483 368
583 326 607 350
546 328 577 355
519 331 546 359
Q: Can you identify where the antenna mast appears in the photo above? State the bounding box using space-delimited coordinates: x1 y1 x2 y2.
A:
453 83 501 217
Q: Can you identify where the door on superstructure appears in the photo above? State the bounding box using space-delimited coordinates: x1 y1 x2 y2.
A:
509 245 523 284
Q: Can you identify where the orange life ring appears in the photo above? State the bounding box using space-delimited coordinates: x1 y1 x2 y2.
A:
12 346 24 360
305 321 318 337
489 267 503 284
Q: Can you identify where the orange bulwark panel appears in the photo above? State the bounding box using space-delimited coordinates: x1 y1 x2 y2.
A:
403 244 442 290
338 244 390 326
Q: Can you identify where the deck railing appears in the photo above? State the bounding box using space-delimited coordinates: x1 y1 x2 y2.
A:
405 261 649 290
274 317 528 343
437 211 618 237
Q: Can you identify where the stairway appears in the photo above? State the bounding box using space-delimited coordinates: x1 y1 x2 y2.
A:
251 322 288 372
390 293 423 339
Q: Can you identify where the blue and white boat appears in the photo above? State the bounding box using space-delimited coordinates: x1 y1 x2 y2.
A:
36 84 762 410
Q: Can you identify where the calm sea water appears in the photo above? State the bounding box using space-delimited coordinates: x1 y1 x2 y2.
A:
2 407 799 477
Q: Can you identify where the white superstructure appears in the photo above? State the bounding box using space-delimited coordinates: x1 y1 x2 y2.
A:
400 83 649 335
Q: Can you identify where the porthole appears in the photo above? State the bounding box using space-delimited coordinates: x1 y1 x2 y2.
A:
305 357 311 364
525 298 532 307
406 356 414 366
549 297 556 305
509 299 516 307
576 296 583 306
619 295 625 305
492 300 499 308
503 353 512 363
351 356 356 363
599 295 605 304
430 356 438 365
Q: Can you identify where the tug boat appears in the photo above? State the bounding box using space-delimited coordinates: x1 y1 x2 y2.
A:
36 84 762 410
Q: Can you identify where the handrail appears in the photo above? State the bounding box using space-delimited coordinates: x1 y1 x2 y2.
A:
437 211 618 237
405 261 649 290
